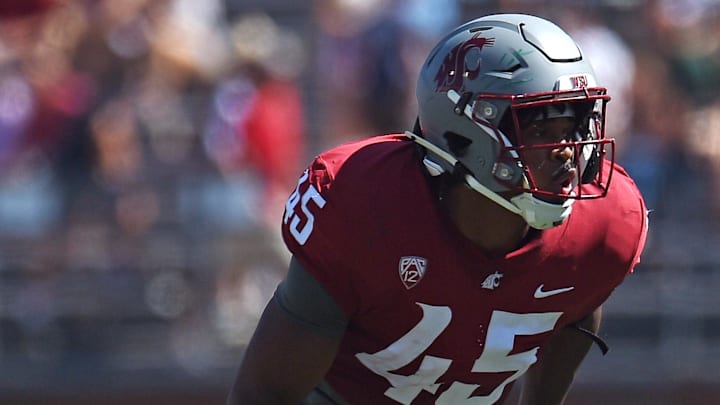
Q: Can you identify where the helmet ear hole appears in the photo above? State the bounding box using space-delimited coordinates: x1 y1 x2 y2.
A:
443 131 473 156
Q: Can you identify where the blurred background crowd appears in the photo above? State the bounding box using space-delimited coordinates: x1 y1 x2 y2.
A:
0 0 718 403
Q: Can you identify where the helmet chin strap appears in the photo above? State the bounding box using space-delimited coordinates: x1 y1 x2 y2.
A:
405 131 573 230
509 187 573 230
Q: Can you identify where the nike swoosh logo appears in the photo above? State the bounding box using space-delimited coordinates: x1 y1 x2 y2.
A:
534 284 575 299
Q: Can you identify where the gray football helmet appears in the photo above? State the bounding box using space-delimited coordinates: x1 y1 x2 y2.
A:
408 14 615 229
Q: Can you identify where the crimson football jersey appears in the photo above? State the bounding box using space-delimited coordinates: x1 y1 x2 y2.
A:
281 134 647 404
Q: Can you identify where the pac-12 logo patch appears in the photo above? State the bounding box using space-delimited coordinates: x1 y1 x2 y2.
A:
399 256 427 289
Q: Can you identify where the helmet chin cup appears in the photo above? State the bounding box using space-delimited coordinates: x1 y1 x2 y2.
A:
510 193 574 230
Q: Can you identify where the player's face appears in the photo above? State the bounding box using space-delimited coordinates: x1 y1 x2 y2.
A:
518 117 578 203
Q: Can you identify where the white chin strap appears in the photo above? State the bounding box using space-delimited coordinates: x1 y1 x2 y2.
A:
405 131 573 230
509 191 573 230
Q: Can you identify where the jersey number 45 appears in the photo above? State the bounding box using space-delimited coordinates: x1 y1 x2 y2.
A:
356 303 562 404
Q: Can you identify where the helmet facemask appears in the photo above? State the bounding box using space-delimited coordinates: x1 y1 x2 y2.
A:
479 88 615 202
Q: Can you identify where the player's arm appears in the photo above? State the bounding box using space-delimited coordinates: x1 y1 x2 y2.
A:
518 306 602 405
227 257 348 404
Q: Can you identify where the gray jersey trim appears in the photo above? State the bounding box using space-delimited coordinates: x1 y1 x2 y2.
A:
273 256 349 337
300 380 351 405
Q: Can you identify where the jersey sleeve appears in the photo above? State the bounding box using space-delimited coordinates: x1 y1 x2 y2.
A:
280 152 362 318
583 164 650 316
609 164 649 276
555 162 649 323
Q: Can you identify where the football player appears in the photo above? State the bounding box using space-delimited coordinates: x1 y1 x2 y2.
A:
228 14 647 405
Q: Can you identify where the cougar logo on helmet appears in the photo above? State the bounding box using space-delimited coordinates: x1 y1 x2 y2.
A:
434 34 495 93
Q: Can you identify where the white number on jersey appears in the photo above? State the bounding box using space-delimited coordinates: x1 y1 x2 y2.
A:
356 303 453 404
356 303 562 404
284 170 327 245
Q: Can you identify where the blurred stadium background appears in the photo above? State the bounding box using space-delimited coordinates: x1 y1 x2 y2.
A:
0 0 718 404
